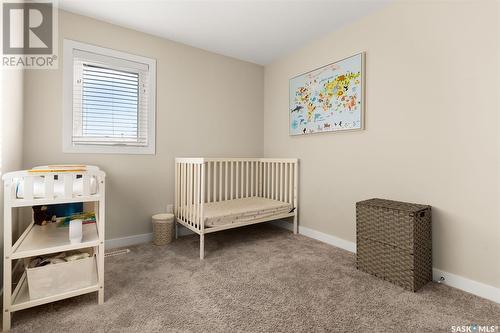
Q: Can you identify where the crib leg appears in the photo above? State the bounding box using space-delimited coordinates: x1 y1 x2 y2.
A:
175 220 178 240
200 234 205 260
293 215 298 235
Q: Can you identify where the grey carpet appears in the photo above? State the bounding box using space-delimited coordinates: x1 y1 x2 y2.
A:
10 224 500 332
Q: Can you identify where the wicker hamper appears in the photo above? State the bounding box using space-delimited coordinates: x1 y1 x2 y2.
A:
356 198 432 291
152 213 175 246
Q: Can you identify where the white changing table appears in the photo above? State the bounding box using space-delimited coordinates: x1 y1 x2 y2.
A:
2 165 105 331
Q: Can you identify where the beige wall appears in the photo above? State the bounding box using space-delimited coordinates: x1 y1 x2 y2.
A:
1 69 24 278
263 1 500 288
1 70 24 177
23 10 264 239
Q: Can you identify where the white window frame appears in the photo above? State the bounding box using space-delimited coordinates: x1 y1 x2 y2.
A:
63 39 156 154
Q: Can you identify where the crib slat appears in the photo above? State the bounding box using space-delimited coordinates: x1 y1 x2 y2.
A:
262 163 265 198
261 163 264 197
230 161 234 200
45 174 54 200
279 163 283 202
293 163 299 210
236 162 239 198
189 163 193 226
207 162 211 203
267 163 272 199
189 164 194 226
245 161 248 198
64 174 73 198
219 161 223 201
289 163 293 204
179 163 182 217
225 161 228 201
199 164 202 228
180 164 184 221
193 164 197 228
196 164 200 228
242 162 245 198
213 162 217 202
274 163 277 200
186 164 190 225
186 163 189 223
265 162 268 198
264 162 267 198
236 162 239 199
256 161 258 196
268 163 271 199
200 163 205 232
192 163 195 226
260 162 263 197
185 163 189 222
257 162 260 197
184 164 187 224
174 163 178 216
198 164 203 229
270 162 273 199
250 162 254 197
183 163 187 222
277 163 280 202
276 162 279 200
198 164 202 228
175 163 178 216
285 163 289 203
192 164 196 226
241 162 244 198
271 163 274 200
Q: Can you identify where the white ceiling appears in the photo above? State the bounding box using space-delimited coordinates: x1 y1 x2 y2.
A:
59 0 389 65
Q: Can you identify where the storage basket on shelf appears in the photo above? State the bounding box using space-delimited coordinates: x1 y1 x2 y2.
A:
26 255 97 300
356 198 432 291
152 213 174 245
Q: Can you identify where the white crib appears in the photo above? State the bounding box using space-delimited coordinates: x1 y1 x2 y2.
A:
175 158 298 259
2 165 105 331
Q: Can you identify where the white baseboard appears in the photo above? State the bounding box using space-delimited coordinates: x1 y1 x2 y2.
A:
271 220 356 253
432 268 500 304
271 220 500 304
105 233 153 249
105 226 194 250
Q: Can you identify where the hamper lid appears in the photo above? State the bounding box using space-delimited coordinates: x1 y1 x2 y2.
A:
356 198 430 213
152 213 174 221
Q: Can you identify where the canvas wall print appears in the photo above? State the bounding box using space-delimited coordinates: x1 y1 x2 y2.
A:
289 53 364 135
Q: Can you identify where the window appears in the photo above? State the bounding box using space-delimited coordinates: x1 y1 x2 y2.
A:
63 40 156 154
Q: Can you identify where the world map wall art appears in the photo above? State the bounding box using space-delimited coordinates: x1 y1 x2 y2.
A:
289 53 365 136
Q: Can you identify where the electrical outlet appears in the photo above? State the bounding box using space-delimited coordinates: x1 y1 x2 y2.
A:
166 204 174 213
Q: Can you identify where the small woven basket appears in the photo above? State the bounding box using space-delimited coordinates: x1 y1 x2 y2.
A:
152 213 174 246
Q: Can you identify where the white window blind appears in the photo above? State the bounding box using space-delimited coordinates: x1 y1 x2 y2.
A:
72 49 150 147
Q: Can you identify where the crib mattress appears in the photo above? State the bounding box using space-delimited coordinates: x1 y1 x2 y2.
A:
203 197 293 227
16 176 98 199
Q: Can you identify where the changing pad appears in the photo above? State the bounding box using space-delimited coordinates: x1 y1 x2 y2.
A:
203 197 293 227
16 176 98 199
